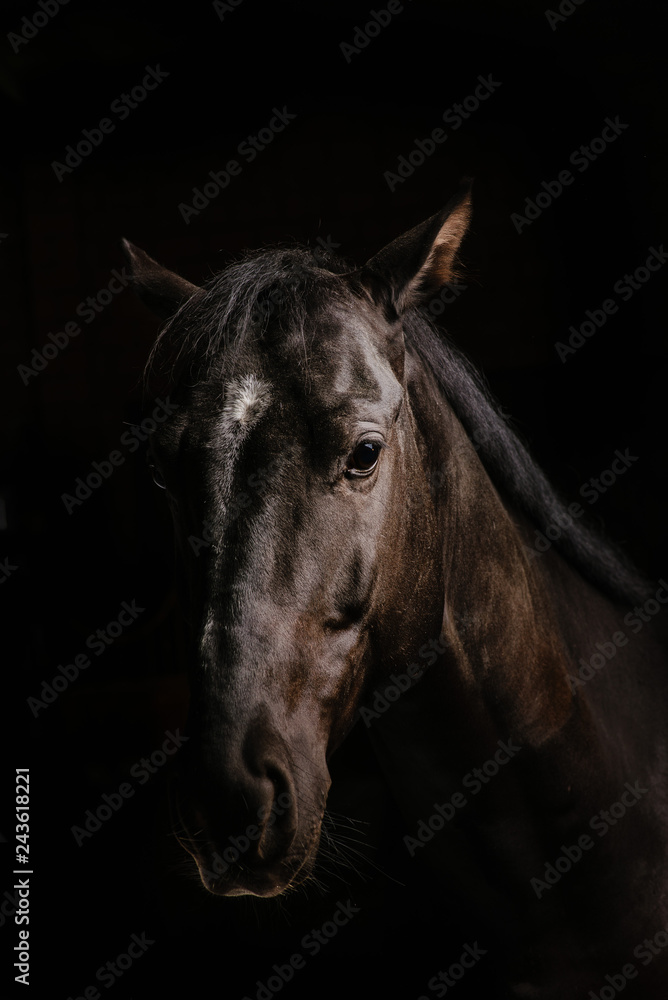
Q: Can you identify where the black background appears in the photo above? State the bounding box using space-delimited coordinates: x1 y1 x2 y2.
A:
2 0 667 997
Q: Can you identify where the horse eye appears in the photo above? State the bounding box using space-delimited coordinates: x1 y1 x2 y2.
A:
346 441 382 477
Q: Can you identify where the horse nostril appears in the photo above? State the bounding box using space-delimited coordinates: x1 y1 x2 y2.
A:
323 600 366 633
323 616 353 631
256 765 297 861
323 609 363 632
265 762 289 797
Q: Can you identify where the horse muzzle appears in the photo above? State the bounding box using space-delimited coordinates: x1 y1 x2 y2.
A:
171 725 330 896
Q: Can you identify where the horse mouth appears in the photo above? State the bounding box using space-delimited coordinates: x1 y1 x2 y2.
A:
170 751 331 897
199 852 316 897
175 823 323 898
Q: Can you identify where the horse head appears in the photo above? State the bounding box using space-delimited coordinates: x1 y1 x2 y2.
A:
123 186 471 896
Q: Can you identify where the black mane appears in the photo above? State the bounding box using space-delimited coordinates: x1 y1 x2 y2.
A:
147 245 649 606
402 310 649 605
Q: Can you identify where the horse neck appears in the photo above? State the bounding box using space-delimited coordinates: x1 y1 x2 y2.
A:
405 366 577 749
380 353 665 780
371 356 654 804
426 401 668 747
362 357 668 964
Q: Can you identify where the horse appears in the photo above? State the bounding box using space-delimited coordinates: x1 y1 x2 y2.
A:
122 183 668 997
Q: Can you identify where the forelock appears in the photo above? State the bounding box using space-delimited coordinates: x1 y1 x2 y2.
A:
144 245 354 390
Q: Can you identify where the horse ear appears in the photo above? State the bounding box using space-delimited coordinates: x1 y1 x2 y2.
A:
359 181 472 315
121 239 200 320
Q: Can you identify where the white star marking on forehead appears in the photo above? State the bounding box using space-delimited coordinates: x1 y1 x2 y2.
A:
221 374 272 432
